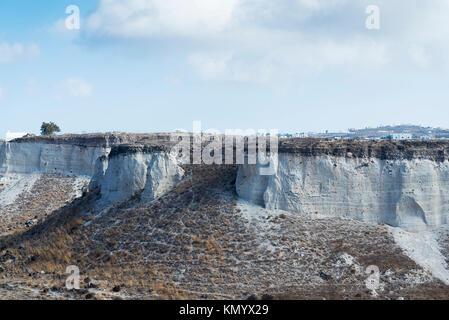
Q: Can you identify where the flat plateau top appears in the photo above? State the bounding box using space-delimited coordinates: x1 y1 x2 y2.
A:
279 138 449 160
9 133 173 148
7 134 449 161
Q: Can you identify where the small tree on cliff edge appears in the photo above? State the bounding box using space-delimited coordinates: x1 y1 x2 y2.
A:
40 122 61 135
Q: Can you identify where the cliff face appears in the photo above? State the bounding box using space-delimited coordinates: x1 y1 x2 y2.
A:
0 135 183 207
0 133 175 177
237 152 449 231
3 134 449 231
0 141 6 171
89 148 184 205
0 141 109 176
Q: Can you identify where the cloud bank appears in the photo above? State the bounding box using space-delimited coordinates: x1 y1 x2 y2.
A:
83 0 449 82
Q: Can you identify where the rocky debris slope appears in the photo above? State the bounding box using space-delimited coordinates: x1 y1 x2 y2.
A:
0 174 89 234
391 227 449 285
1 164 448 300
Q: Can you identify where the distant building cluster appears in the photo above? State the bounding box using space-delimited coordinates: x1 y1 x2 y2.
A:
295 125 449 140
277 133 309 139
273 125 449 141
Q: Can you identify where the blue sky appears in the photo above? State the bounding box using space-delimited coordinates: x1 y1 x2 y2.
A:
1 0 449 136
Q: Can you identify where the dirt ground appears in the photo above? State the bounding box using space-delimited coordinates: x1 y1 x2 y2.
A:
1 165 448 300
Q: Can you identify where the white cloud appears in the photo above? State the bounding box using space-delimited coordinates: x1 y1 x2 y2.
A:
188 53 232 80
295 0 346 11
24 77 93 102
84 0 449 83
65 78 93 97
0 42 40 63
409 46 430 68
56 78 93 98
87 0 239 38
0 87 4 103
49 19 80 40
189 34 389 83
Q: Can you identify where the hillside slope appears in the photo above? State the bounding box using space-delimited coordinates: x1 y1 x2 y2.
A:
0 164 447 299
0 135 449 299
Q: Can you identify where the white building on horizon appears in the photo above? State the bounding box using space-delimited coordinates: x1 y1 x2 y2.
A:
5 131 27 141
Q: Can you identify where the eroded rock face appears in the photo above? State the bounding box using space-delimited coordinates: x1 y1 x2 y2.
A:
237 153 449 231
0 141 6 170
89 150 184 205
0 142 109 176
0 134 176 177
0 136 184 208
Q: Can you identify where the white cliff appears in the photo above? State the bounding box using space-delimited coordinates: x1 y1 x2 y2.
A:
0 135 184 208
0 141 109 176
3 135 449 231
0 139 110 209
89 150 184 205
237 152 449 231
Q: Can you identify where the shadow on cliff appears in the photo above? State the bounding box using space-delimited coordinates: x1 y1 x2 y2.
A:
0 164 241 298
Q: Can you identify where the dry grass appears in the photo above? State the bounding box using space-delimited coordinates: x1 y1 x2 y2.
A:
0 165 448 300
